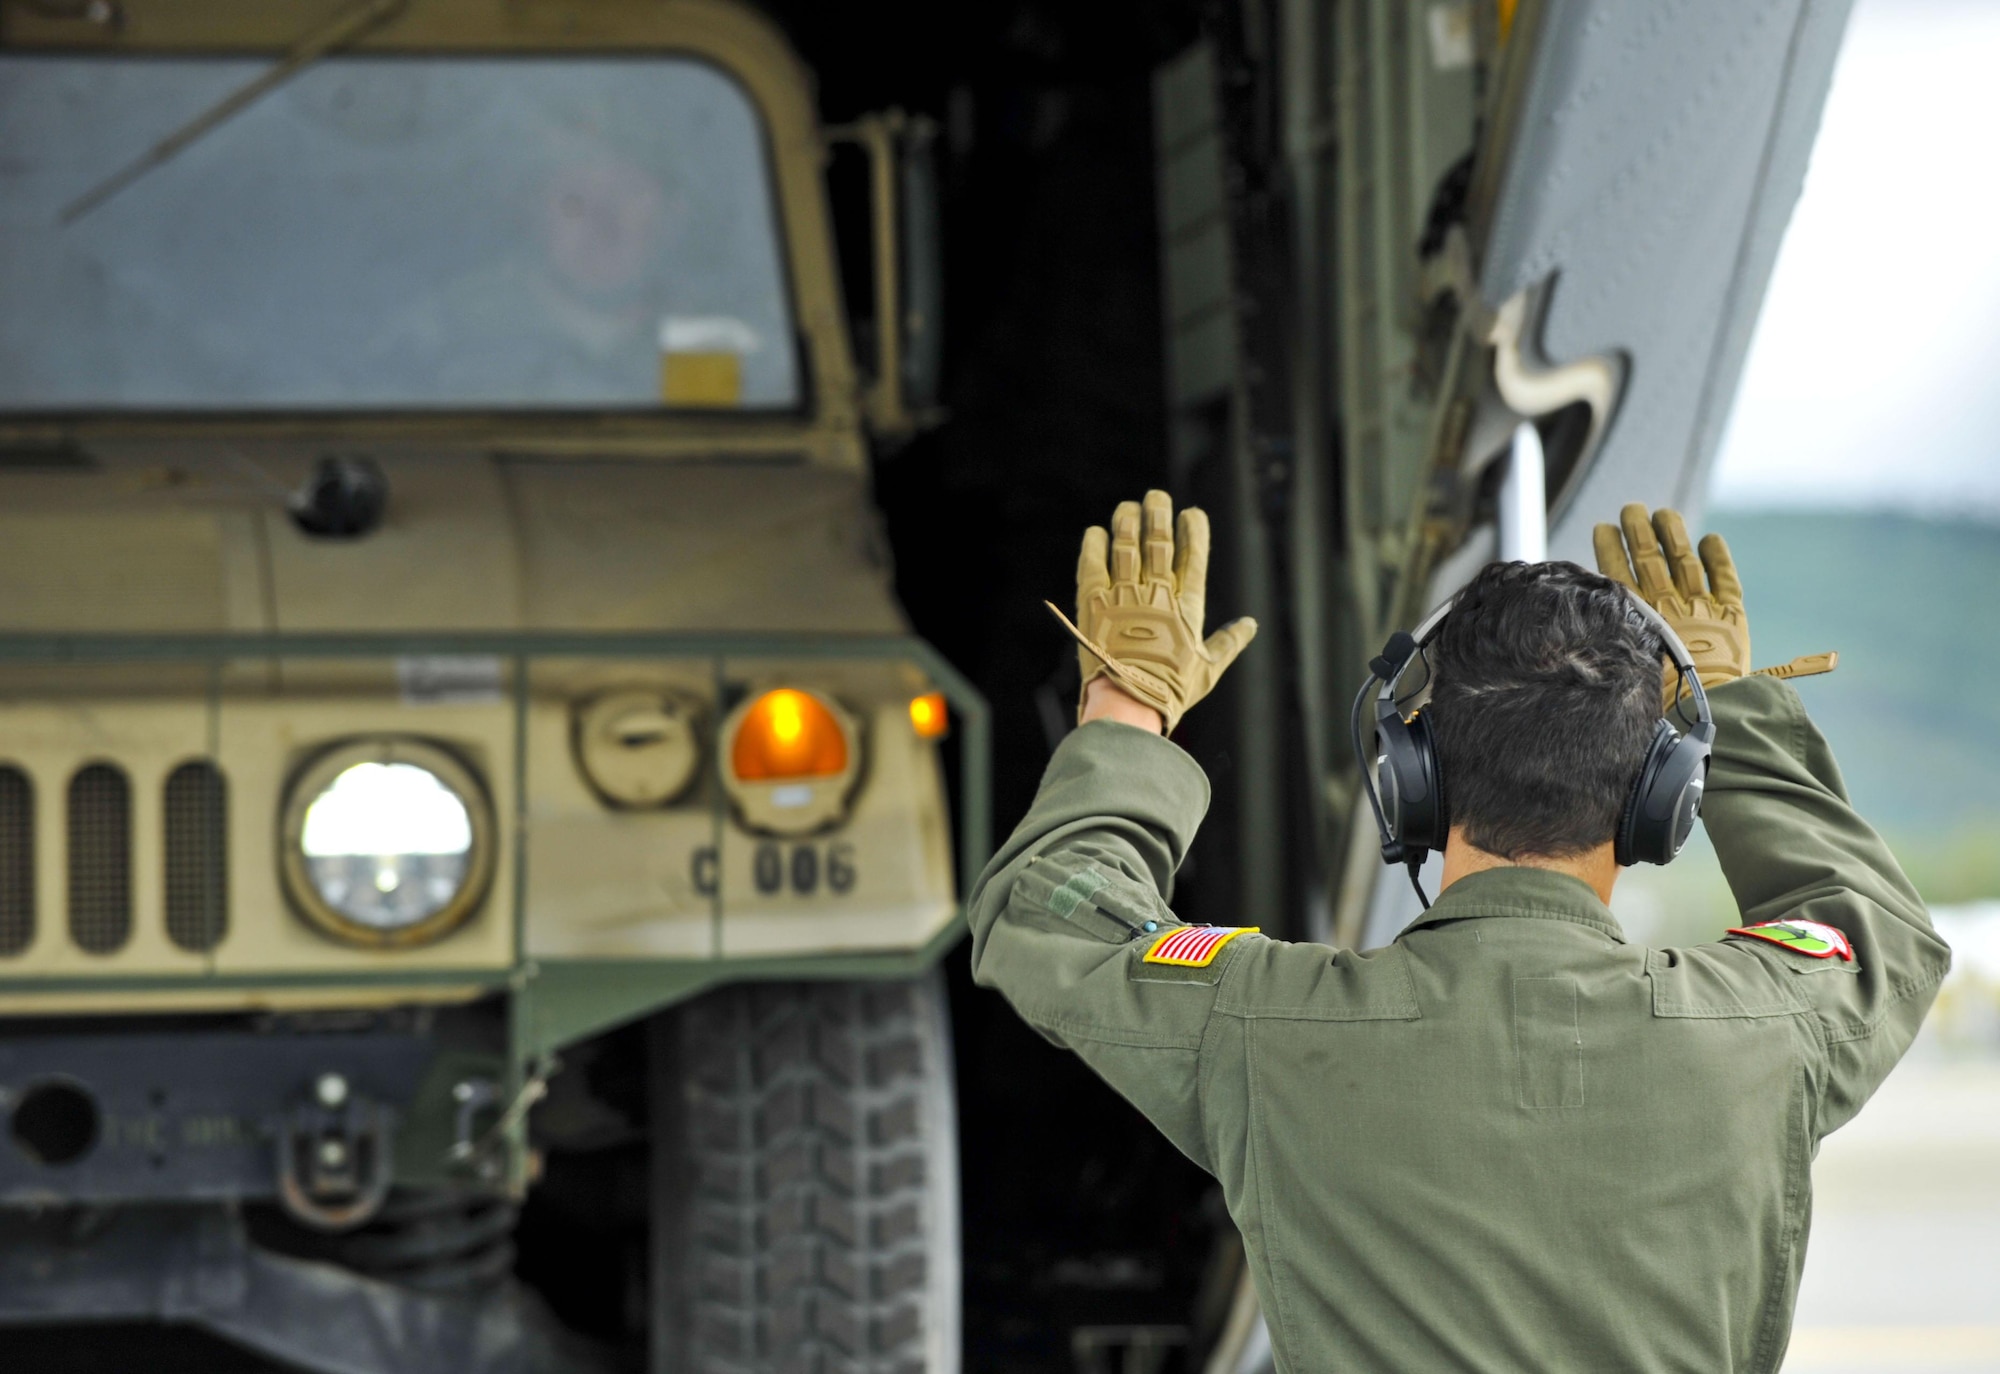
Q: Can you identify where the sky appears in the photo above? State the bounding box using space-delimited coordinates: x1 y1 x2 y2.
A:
1708 0 2000 517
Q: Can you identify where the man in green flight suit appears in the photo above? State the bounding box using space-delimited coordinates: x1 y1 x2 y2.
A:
967 493 1951 1372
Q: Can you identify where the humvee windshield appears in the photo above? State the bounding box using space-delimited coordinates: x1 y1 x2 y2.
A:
0 56 799 410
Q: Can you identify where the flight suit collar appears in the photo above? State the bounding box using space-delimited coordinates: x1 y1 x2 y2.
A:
1397 866 1627 943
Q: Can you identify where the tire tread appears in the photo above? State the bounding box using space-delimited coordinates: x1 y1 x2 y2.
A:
667 980 946 1373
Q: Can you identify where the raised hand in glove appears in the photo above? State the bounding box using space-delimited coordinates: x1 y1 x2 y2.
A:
1046 489 1258 735
1592 502 1834 706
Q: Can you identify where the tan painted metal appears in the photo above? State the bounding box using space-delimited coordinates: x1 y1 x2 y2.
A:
826 110 929 440
0 453 911 636
0 694 520 982
0 0 959 1016
526 692 953 961
572 690 705 809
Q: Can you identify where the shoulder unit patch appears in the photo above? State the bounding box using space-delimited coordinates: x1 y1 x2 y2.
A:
1142 925 1258 968
1727 919 1855 961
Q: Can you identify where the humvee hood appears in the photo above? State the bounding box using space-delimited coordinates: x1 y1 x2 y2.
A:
0 450 903 635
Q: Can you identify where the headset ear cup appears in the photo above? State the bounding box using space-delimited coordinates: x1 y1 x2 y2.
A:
1374 710 1410 850
1406 709 1446 852
1377 707 1446 857
1620 719 1714 867
1617 721 1679 868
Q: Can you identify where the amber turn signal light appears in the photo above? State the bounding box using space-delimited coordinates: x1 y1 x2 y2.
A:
909 691 949 740
730 688 850 781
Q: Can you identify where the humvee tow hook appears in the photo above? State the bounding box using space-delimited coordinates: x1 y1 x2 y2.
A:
447 1076 502 1179
275 1084 395 1232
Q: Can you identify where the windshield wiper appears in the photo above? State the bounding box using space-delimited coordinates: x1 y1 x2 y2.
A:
60 0 408 225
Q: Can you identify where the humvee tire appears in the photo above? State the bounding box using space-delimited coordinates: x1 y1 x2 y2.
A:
651 974 961 1373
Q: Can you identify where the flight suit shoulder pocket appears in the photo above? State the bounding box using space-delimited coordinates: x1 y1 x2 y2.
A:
1648 945 1809 1019
1011 854 1159 946
1777 957 1863 982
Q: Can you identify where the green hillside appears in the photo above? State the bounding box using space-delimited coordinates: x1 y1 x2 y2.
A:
1612 509 2000 942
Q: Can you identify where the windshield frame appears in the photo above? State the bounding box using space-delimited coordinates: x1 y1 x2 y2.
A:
0 0 863 466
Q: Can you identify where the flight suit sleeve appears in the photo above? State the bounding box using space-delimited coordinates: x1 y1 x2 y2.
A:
1700 675 1951 1136
964 720 1244 1172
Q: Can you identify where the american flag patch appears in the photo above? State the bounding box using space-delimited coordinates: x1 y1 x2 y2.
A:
1142 925 1258 968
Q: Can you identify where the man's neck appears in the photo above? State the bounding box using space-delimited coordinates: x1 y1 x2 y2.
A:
1438 825 1621 905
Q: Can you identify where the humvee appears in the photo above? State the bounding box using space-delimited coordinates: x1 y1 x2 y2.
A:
0 1 976 1369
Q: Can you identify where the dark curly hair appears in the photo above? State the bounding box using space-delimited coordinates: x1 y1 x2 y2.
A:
1425 560 1664 860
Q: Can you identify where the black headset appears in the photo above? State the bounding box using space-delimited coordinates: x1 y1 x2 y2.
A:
1350 589 1715 907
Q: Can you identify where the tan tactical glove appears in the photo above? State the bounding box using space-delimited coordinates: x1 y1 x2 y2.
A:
1046 489 1258 734
1592 502 1835 707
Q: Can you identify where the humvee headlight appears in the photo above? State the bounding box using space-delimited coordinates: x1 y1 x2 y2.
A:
281 740 495 947
722 689 860 836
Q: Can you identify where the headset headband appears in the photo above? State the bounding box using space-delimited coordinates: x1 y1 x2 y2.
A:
1353 579 1718 907
1378 587 1712 728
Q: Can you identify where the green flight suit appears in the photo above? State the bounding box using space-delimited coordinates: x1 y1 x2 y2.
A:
966 675 1951 1372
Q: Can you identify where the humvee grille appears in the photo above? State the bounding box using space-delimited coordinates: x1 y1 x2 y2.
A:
67 763 132 955
164 762 228 954
0 767 32 957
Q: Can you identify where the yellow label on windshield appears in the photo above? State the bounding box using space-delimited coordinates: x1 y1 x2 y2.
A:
661 351 742 406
